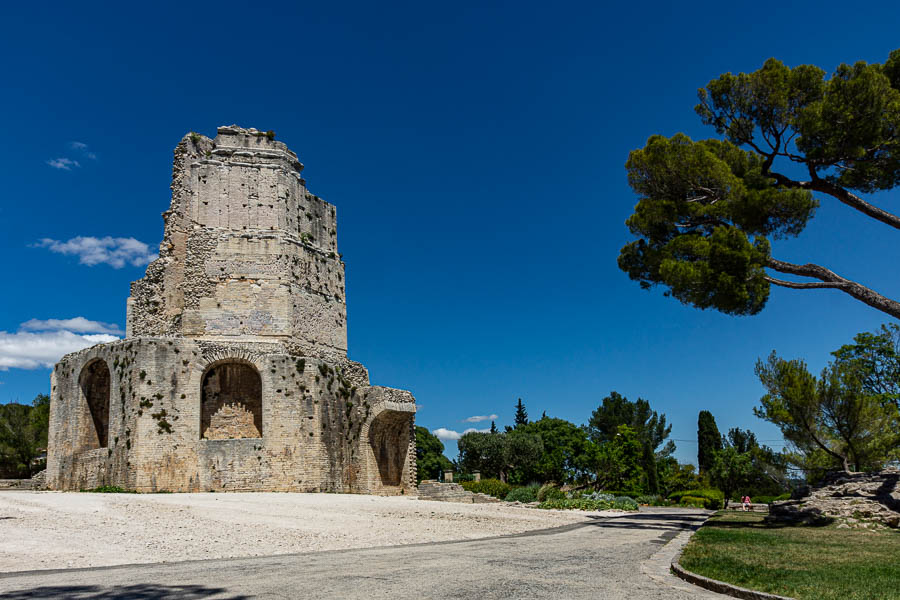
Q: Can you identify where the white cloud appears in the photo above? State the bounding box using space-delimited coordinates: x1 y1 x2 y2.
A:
432 428 462 441
464 414 498 423
69 141 97 160
19 317 122 335
35 236 157 268
46 158 80 170
433 427 492 441
0 330 119 370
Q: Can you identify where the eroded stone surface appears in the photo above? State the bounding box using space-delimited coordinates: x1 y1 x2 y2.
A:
46 126 417 494
770 468 900 528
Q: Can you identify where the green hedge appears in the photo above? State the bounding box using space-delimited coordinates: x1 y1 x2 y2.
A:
669 488 724 509
460 479 512 499
505 485 539 503
538 497 638 511
679 495 707 508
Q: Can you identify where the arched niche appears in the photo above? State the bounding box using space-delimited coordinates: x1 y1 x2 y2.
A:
79 360 110 448
200 361 263 439
368 411 412 487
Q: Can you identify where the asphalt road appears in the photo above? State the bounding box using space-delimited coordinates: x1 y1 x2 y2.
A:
0 508 723 599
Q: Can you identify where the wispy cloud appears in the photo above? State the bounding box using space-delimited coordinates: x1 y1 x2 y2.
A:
69 141 97 160
19 317 122 335
46 158 80 171
35 236 157 268
0 318 121 370
432 426 492 441
464 414 498 423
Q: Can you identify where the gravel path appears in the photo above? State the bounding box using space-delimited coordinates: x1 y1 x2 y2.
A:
0 507 723 599
0 491 609 572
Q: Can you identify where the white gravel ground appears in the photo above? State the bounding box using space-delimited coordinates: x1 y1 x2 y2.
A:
0 491 614 572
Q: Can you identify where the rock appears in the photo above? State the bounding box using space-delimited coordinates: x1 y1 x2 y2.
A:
770 469 899 529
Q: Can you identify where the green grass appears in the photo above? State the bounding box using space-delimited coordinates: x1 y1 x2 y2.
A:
679 511 900 600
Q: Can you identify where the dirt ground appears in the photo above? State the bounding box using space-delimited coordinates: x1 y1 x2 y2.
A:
0 491 610 572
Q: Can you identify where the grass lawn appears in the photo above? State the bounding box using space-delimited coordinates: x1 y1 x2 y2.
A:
679 511 900 600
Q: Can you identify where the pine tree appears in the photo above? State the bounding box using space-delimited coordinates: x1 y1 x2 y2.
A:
697 410 722 475
514 398 529 427
490 420 498 434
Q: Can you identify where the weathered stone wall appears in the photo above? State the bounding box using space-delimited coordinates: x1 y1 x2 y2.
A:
127 126 347 361
47 338 416 493
49 125 417 494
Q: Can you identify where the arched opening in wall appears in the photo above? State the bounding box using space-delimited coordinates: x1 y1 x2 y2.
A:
79 360 110 448
201 361 262 440
369 412 411 487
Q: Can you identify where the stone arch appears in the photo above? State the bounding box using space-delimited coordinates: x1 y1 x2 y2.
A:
200 360 263 440
367 410 412 487
79 359 110 448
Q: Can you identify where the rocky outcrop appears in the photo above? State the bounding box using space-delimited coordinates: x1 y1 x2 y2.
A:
770 469 900 528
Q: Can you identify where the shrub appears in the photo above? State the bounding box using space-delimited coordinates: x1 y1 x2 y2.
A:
460 479 512 499
669 488 724 510
505 485 539 503
582 491 615 502
538 496 639 511
537 484 567 502
636 494 666 506
601 490 639 499
613 496 640 510
679 495 706 508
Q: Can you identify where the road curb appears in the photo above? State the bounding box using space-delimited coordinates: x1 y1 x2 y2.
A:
670 561 795 600
639 510 728 598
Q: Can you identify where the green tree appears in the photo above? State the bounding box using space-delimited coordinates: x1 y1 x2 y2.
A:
490 420 498 434
0 394 50 478
504 427 544 484
517 417 595 484
709 446 753 506
457 430 507 479
697 410 722 475
456 429 542 483
831 323 900 409
415 426 453 483
755 352 900 472
656 456 700 497
514 398 529 427
619 50 900 319
594 425 643 493
724 427 789 496
585 391 674 493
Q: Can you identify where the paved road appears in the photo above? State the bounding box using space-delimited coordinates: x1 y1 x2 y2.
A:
0 508 724 599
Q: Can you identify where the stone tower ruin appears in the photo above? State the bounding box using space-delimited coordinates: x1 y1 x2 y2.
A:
46 125 417 493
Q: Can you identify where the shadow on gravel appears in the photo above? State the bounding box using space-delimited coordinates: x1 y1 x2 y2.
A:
0 584 249 599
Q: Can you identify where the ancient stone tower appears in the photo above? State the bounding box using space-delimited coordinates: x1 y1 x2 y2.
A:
46 125 417 493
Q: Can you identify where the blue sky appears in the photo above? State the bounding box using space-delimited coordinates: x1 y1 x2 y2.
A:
1 1 899 465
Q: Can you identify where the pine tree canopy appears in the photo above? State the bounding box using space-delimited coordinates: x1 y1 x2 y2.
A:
620 50 900 318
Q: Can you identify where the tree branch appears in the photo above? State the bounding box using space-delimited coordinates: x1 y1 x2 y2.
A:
764 170 900 231
766 257 900 319
764 276 847 290
807 179 900 231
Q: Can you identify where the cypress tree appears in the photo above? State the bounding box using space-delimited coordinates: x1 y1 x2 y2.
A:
514 398 529 427
697 410 722 475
